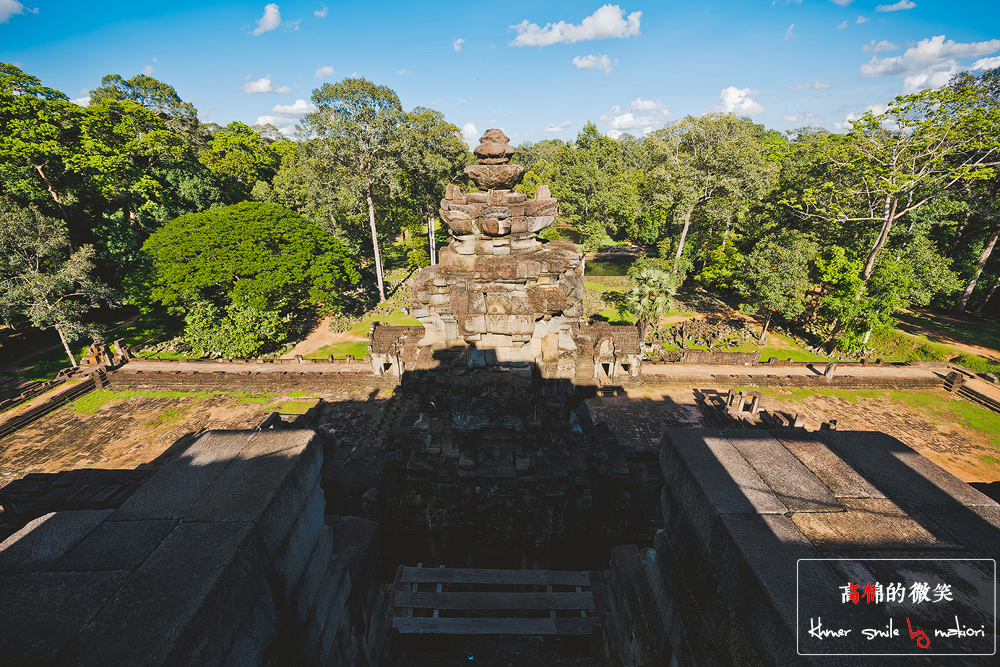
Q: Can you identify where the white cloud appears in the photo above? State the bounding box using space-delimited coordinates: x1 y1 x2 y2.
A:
510 4 641 47
458 98 467 104
599 97 670 137
395 68 413 75
814 80 830 89
315 66 335 79
286 19 301 30
856 15 869 24
860 34 1000 92
862 39 900 53
241 77 291 94
314 4 327 18
461 122 479 148
152 57 158 62
837 21 848 31
256 98 317 137
271 99 317 115
830 0 853 6
713 86 765 116
630 97 668 111
252 3 282 35
876 0 916 11
492 109 516 115
0 0 37 24
544 121 572 133
783 115 798 122
141 65 155 76
972 56 1000 71
453 37 465 52
572 54 617 74
71 94 90 107
813 92 834 97
784 24 799 41
834 103 889 130
788 82 811 90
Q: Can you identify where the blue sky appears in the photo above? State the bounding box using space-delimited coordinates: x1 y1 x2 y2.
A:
2 1 998 146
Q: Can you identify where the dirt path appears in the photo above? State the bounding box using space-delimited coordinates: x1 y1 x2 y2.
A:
896 309 1000 362
280 315 366 359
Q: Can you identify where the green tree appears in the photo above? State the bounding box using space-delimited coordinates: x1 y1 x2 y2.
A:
300 78 406 302
200 121 280 200
647 113 778 275
399 107 472 263
552 123 638 251
813 237 960 353
620 268 679 343
0 62 83 221
733 232 817 342
74 99 190 234
89 73 200 146
135 202 359 356
0 200 115 366
792 82 999 341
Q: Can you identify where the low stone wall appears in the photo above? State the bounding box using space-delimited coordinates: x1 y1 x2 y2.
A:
0 429 389 667
144 356 371 365
107 368 397 392
0 371 74 412
0 376 99 441
678 350 759 365
635 372 945 390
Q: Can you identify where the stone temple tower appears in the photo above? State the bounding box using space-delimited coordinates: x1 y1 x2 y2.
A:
410 129 586 378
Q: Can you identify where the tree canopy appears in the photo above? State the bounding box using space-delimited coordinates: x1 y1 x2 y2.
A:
2 60 1000 363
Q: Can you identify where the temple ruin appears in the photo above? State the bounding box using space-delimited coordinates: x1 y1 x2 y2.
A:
380 129 641 382
2 129 999 665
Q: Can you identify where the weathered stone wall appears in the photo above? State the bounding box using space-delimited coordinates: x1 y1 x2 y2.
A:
0 429 389 667
107 367 397 392
640 428 1000 666
678 349 760 365
635 372 946 390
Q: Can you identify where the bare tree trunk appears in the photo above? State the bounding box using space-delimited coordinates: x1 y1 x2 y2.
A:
55 324 78 367
973 275 999 315
822 317 844 354
758 310 772 344
673 205 694 276
861 196 897 282
364 173 386 303
32 162 69 222
428 210 436 266
954 222 1000 313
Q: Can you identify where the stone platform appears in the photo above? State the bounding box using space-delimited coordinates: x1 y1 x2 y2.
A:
0 429 388 667
641 428 999 666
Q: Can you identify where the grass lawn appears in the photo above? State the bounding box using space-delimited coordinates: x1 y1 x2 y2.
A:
754 387 1000 447
897 310 1000 353
728 332 853 363
343 308 421 338
71 388 281 414
952 354 1000 375
275 400 318 415
865 327 958 363
306 340 370 360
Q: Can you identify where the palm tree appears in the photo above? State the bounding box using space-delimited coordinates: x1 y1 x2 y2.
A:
620 268 678 345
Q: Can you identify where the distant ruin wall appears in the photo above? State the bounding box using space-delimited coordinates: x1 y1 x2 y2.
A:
636 373 946 390
106 368 396 392
678 350 760 365
0 429 389 667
